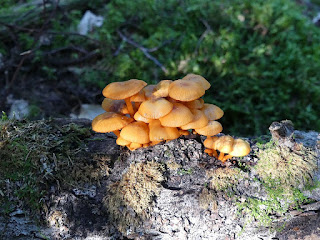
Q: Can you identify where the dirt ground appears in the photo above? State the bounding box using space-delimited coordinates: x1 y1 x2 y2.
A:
0 69 103 119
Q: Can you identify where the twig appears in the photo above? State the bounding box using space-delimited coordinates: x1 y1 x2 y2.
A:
194 19 212 54
46 49 100 66
147 38 175 52
117 30 168 74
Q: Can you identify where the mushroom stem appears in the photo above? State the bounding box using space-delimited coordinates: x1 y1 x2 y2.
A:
125 98 135 117
212 149 218 158
218 152 225 160
113 130 120 138
222 154 233 162
204 148 213 156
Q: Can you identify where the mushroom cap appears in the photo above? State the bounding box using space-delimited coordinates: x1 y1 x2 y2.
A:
153 80 173 98
203 136 215 149
178 129 190 136
214 135 234 153
134 111 152 123
120 121 150 144
159 103 193 127
149 119 180 141
101 98 128 114
229 139 251 157
102 79 147 100
180 109 208 130
128 142 143 151
201 103 224 120
138 98 173 119
194 120 223 136
143 85 157 99
116 136 131 146
92 112 133 133
130 90 146 102
168 79 205 102
183 98 204 109
182 74 211 90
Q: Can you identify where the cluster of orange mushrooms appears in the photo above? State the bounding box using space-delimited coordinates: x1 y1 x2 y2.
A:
92 74 250 163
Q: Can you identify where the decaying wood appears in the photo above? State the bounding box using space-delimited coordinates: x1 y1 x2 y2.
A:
0 118 319 240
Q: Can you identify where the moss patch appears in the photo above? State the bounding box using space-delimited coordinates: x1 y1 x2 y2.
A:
0 118 106 216
255 141 317 188
206 167 245 191
237 139 318 227
198 188 217 211
104 161 165 234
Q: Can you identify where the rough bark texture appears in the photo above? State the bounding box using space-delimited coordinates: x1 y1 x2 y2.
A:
0 119 319 240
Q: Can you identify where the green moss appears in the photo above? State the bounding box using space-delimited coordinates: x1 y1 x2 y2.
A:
177 168 193 175
0 119 103 216
255 140 317 187
236 139 317 227
207 167 245 191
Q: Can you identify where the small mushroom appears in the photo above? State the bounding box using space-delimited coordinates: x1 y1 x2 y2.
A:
92 112 133 137
143 84 157 99
138 98 173 119
169 79 205 102
102 79 147 117
120 121 150 144
133 111 152 123
203 136 218 158
194 120 223 136
201 103 224 120
152 80 172 98
182 73 211 90
101 98 128 114
116 136 131 146
159 102 193 127
213 135 235 161
149 119 180 142
222 139 250 161
183 98 204 109
180 109 208 130
128 142 143 151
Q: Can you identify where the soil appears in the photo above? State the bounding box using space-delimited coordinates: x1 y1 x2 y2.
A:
0 69 103 119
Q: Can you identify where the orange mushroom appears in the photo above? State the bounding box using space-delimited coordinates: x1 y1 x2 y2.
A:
222 138 250 161
92 112 133 137
194 120 223 136
153 80 172 98
101 98 128 114
180 109 208 130
149 119 180 142
213 135 235 161
138 98 173 119
182 73 211 90
201 103 224 121
120 121 150 145
168 79 205 102
159 102 193 127
102 79 147 117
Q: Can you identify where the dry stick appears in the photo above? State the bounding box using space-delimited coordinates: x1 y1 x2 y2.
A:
117 30 168 74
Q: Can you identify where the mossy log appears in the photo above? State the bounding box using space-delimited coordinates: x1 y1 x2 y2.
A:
0 118 319 240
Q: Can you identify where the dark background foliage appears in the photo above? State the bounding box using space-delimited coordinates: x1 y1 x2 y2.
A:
0 0 319 136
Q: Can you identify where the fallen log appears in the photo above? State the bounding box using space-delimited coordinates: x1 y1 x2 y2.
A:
0 118 319 239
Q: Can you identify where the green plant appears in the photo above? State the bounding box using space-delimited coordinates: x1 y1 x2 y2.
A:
94 0 320 136
1 111 8 121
